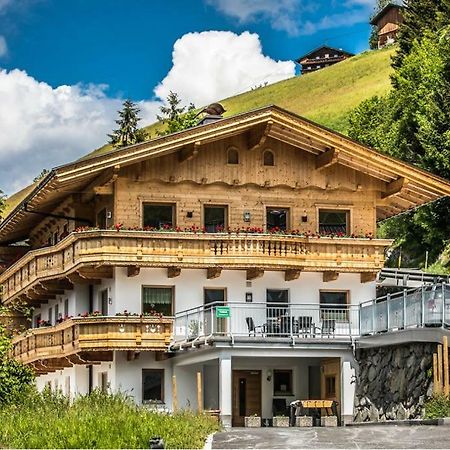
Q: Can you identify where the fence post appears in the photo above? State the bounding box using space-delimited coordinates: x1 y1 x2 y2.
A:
433 352 440 394
197 371 203 413
421 286 425 327
442 284 446 327
386 294 391 331
443 336 449 397
438 344 444 394
403 289 407 329
172 375 178 412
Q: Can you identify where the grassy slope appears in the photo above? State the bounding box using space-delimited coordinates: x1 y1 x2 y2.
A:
3 47 395 215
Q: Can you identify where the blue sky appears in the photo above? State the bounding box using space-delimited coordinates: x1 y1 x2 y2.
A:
0 0 376 193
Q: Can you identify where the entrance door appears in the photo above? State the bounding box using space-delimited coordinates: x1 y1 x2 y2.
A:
320 358 340 405
232 370 261 427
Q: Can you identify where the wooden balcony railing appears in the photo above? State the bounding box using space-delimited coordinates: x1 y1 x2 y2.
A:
11 316 173 370
0 231 392 303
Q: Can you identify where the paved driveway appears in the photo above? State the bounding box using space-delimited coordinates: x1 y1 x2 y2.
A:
212 426 450 449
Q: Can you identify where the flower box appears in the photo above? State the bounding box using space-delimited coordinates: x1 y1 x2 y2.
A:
244 416 261 427
273 416 290 427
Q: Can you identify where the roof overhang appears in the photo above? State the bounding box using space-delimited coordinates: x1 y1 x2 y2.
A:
1 105 450 243
370 3 404 25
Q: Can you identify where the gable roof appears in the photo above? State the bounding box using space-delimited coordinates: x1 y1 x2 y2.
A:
370 3 404 25
296 46 354 64
1 104 450 244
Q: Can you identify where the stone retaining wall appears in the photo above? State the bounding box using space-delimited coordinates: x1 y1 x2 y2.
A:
353 343 435 422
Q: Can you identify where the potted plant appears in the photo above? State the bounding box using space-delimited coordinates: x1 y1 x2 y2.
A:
244 414 261 427
273 414 290 427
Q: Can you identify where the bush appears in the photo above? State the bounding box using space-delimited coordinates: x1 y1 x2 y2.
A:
0 389 220 448
424 394 450 419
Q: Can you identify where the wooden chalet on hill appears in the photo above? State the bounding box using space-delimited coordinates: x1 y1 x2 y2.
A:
370 3 404 49
296 46 354 75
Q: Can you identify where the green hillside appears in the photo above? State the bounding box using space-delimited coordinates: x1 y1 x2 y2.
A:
3 47 395 215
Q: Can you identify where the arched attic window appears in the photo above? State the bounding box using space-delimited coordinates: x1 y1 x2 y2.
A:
263 149 274 166
227 147 239 165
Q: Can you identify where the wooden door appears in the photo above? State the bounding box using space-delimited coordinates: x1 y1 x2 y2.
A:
232 370 261 427
320 358 340 413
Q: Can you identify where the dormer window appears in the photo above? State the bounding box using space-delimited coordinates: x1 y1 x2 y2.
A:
263 150 274 166
227 147 239 165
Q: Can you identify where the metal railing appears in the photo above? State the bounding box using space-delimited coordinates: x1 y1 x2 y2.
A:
173 301 360 343
360 284 450 335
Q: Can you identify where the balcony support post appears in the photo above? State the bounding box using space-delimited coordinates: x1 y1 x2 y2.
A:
421 286 425 327
403 290 407 329
219 354 232 428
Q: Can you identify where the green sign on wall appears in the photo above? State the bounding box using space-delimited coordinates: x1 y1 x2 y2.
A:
216 306 231 318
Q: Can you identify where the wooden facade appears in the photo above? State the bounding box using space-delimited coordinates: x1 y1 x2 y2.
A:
370 4 404 49
296 46 354 74
1 105 450 369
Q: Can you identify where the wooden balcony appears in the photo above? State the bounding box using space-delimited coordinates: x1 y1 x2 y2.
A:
0 230 392 304
11 316 173 373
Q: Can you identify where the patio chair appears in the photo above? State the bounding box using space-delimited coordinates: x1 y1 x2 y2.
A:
321 319 336 337
297 316 315 337
246 317 265 336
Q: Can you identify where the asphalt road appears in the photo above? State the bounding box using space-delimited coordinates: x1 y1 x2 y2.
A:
212 425 449 449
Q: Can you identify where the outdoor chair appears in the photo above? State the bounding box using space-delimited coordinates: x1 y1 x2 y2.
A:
246 317 265 336
321 319 336 337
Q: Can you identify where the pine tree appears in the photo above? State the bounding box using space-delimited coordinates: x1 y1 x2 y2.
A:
156 91 198 136
108 100 148 148
0 190 6 220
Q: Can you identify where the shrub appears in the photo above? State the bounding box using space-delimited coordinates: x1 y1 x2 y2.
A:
0 389 220 448
424 394 450 419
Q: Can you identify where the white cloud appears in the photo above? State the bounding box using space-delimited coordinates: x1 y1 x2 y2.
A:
0 36 7 57
0 68 159 194
206 0 302 35
0 30 295 194
154 31 295 106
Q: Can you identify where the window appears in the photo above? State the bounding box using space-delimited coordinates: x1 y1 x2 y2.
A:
320 291 348 321
54 304 60 324
142 287 173 316
325 375 336 398
204 288 225 306
48 307 53 325
34 313 41 328
227 147 239 164
266 289 289 320
204 205 227 233
263 150 274 166
318 209 349 235
266 207 289 231
142 369 164 403
53 231 59 245
204 288 226 334
99 372 108 393
143 203 175 229
273 370 293 395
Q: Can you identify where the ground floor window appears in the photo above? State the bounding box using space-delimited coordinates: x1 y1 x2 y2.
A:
142 369 164 403
273 369 293 396
142 286 173 316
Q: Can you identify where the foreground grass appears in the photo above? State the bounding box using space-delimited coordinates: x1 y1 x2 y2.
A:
0 390 220 449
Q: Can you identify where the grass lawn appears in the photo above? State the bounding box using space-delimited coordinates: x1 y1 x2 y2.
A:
0 390 221 449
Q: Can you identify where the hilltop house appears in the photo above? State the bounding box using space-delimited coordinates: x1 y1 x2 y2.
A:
296 46 354 74
1 105 450 427
370 3 404 49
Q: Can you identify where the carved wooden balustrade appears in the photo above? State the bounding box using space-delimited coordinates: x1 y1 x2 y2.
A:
11 316 173 372
0 231 392 303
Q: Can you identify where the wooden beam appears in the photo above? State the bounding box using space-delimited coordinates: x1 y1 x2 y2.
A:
247 121 273 151
127 265 140 278
285 269 301 281
247 268 264 280
433 352 440 394
178 141 201 163
207 267 222 279
168 267 181 278
66 273 101 285
438 344 444 395
316 147 339 170
173 375 178 412
323 271 339 282
79 351 113 363
381 177 408 199
81 165 120 202
360 272 377 283
93 185 114 195
197 371 203 413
